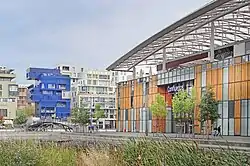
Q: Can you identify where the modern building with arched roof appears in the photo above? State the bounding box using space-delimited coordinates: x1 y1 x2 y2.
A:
107 0 250 136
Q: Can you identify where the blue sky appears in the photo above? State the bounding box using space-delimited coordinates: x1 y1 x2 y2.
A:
0 0 211 83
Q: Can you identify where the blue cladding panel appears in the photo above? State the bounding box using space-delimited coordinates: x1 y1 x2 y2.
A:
27 68 71 119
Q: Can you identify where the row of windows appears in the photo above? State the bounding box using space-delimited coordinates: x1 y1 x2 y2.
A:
200 55 250 72
0 98 16 102
41 83 66 90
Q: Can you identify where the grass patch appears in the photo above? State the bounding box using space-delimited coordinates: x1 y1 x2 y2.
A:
0 139 248 166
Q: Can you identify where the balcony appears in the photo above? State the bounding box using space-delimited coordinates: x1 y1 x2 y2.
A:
0 73 16 79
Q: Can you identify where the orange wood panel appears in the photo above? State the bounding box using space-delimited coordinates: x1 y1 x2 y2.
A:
235 65 242 82
136 109 140 132
248 81 250 98
212 86 217 99
196 87 201 102
165 93 172 107
248 63 250 80
234 101 241 136
138 95 143 108
207 63 212 70
241 63 248 81
206 70 212 86
234 82 241 100
194 106 201 134
195 65 202 73
241 81 248 99
217 69 223 85
229 83 235 100
229 66 235 83
217 85 222 101
195 72 201 88
211 69 218 85
158 86 165 94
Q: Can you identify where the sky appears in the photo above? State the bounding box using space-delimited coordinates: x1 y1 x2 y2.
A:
0 0 211 84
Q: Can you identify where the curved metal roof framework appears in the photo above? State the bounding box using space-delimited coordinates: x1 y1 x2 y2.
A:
107 0 250 71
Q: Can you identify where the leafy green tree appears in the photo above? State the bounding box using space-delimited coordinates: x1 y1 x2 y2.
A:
150 94 167 133
94 104 105 120
199 87 219 137
71 107 90 126
94 104 105 130
22 106 35 117
14 111 27 124
172 89 195 135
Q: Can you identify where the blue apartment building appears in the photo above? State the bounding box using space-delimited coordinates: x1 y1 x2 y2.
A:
26 68 71 119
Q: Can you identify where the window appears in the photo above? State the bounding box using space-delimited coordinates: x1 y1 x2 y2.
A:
0 91 2 97
56 102 66 107
228 101 234 119
93 80 97 85
0 84 2 90
48 84 55 89
41 84 45 89
58 84 66 90
0 109 7 117
9 85 17 91
87 80 91 85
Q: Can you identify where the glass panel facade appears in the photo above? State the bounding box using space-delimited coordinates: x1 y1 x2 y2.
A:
223 68 229 84
223 84 228 100
241 100 248 136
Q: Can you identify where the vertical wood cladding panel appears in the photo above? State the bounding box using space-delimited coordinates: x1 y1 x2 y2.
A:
165 93 172 107
211 69 218 85
234 101 241 136
120 87 124 110
196 65 202 73
136 109 140 132
248 81 250 98
229 66 235 83
217 69 223 85
212 86 217 99
241 63 248 81
248 63 250 80
229 83 235 100
195 72 201 88
206 70 212 86
241 81 248 99
194 106 201 134
194 87 201 134
217 85 222 101
235 65 242 82
235 82 241 100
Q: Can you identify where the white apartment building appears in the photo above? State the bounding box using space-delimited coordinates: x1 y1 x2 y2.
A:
0 67 18 120
57 64 130 130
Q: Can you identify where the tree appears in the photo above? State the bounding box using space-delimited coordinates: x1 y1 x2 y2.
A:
172 89 195 136
150 94 167 133
22 106 35 117
94 104 105 130
14 111 27 125
199 86 219 138
71 107 90 126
